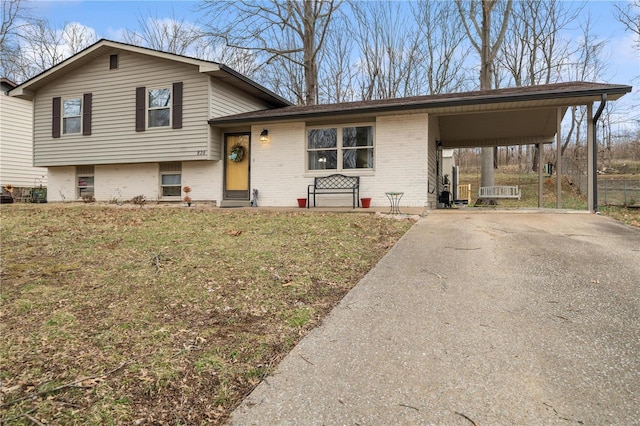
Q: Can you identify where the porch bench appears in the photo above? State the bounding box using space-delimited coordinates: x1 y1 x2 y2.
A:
308 174 360 208
478 185 521 200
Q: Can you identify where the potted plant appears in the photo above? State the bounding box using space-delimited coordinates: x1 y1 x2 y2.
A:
183 185 192 207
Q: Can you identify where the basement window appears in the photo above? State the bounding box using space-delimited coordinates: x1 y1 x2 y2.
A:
77 165 95 198
160 162 182 197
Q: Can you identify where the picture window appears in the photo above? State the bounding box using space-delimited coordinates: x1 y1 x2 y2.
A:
307 125 374 171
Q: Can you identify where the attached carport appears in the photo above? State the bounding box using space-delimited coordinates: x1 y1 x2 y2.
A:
430 82 632 211
209 81 632 211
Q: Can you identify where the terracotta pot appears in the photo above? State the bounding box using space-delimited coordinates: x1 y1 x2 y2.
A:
297 198 307 208
361 197 371 208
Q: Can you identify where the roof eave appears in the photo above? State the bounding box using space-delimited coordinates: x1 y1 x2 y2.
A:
208 84 632 126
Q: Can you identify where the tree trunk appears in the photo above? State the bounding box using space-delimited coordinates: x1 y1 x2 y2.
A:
303 1 317 105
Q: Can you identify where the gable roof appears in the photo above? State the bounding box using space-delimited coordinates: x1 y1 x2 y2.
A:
9 39 292 107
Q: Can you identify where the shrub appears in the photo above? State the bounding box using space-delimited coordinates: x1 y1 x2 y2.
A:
131 195 146 206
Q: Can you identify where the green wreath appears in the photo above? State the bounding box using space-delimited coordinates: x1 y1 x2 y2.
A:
228 144 245 162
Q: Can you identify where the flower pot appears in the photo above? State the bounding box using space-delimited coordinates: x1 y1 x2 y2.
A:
297 198 307 208
361 197 371 208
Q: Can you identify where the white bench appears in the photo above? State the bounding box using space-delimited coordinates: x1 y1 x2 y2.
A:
478 186 521 200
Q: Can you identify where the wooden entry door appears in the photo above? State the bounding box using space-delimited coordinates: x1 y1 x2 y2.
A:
224 133 250 200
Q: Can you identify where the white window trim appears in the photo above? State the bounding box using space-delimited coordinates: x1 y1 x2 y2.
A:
62 96 82 135
305 123 375 173
147 87 171 129
159 163 182 198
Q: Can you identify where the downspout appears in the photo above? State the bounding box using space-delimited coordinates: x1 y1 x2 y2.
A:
592 94 607 212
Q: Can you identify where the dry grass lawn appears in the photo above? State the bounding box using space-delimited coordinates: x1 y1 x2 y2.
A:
0 204 413 425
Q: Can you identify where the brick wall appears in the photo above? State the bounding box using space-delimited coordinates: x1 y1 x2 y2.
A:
249 113 430 208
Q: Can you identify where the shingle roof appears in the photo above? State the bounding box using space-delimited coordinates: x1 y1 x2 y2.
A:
208 81 632 125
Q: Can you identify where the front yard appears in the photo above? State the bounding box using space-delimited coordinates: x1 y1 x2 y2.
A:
0 205 412 425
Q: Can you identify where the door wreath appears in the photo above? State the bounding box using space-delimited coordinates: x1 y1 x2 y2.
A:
228 144 245 162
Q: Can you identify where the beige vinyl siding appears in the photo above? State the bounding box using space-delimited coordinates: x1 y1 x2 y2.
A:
0 94 47 186
210 78 270 118
33 50 210 167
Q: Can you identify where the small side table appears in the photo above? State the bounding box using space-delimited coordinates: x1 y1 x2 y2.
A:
385 192 403 214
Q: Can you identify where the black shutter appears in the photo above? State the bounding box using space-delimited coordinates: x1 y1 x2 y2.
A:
52 97 61 138
172 82 183 129
136 86 145 132
82 93 92 135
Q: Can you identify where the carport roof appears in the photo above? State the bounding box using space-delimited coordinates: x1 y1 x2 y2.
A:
208 81 631 148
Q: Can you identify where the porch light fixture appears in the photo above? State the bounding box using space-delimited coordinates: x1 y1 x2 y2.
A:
260 129 269 143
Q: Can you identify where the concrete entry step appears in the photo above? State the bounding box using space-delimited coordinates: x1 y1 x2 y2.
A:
219 200 251 208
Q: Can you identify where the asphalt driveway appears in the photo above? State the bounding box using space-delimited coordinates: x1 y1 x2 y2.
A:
229 211 640 425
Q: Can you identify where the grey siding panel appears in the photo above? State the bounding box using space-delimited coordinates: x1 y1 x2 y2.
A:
210 78 270 118
33 50 210 166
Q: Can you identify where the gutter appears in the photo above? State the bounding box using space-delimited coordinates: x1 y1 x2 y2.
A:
592 93 607 212
208 85 632 126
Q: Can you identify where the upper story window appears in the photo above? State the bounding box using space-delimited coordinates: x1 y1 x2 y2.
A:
63 98 82 134
307 125 374 171
109 54 119 70
135 82 182 132
148 88 171 128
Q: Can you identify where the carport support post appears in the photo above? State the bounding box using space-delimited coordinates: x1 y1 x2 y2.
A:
556 107 562 209
587 103 595 211
538 143 543 208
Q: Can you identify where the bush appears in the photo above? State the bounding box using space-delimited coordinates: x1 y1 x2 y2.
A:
81 194 95 203
131 195 146 206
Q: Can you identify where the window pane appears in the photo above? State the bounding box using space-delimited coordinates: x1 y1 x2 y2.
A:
162 186 181 197
308 150 337 170
161 174 181 185
149 108 170 127
78 176 94 187
343 126 373 147
343 148 373 169
149 88 170 108
63 117 81 134
63 98 81 116
79 187 94 196
308 128 337 149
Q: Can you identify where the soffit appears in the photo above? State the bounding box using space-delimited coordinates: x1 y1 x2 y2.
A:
438 107 567 148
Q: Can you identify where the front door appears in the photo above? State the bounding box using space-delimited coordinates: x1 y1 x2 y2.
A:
224 133 250 200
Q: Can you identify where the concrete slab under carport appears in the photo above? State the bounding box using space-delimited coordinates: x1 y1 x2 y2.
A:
228 210 640 425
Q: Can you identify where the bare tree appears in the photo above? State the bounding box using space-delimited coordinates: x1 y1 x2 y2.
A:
562 16 609 156
496 0 580 171
123 11 201 55
413 0 471 95
201 0 342 105
193 39 262 79
614 0 640 48
62 22 97 55
1 0 31 81
456 0 513 192
317 13 356 103
349 1 423 100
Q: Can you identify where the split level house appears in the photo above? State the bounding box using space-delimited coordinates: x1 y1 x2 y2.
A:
1 78 47 194
9 39 632 210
